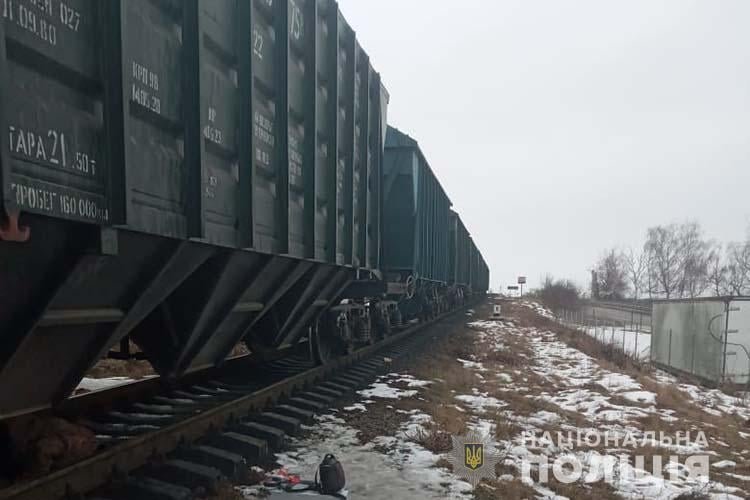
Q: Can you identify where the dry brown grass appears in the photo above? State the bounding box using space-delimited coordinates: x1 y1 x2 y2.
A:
340 400 417 444
510 301 750 458
86 358 154 379
340 300 749 498
673 492 710 500
635 376 748 460
405 425 453 453
228 342 250 357
492 417 522 443
207 481 245 499
545 475 620 500
474 478 538 499
339 312 484 445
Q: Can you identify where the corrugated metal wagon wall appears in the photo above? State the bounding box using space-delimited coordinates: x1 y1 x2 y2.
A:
448 210 471 287
0 0 386 419
382 126 450 284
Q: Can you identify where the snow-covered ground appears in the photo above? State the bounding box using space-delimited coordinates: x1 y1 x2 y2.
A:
579 326 652 360
483 302 750 499
76 376 137 392
272 414 473 499
270 373 474 499
520 300 556 319
239 302 750 499
553 310 652 361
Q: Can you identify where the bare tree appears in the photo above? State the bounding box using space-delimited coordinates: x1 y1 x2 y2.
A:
706 245 727 296
644 224 682 299
592 222 749 300
676 223 713 298
623 248 647 300
593 248 628 300
725 242 750 295
590 270 600 299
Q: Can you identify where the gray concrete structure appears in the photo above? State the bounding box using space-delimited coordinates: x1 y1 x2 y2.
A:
651 298 750 385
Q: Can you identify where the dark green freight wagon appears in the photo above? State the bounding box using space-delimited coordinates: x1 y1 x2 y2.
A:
0 0 488 422
0 0 388 419
382 126 481 318
448 210 471 288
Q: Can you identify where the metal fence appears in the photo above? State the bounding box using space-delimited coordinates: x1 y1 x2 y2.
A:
556 309 653 361
651 298 750 386
558 299 750 389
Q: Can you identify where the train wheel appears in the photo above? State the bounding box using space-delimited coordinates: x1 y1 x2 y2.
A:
310 315 344 365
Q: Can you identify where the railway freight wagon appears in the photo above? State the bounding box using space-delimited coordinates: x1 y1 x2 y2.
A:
448 210 470 290
462 235 487 294
477 254 489 293
382 126 485 319
0 0 389 419
448 209 489 295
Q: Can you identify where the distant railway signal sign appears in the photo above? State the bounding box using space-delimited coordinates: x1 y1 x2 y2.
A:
517 276 526 298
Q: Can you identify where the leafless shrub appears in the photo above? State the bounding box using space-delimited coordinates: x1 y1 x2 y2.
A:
592 248 628 300
534 274 581 313
405 426 452 453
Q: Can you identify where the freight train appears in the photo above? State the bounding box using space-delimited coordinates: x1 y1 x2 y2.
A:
0 0 489 419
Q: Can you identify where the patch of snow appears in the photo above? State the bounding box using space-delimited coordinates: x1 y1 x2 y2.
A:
526 410 562 427
713 460 736 469
382 373 433 388
343 403 367 412
456 358 487 371
725 472 750 481
466 418 495 439
455 388 506 413
596 373 643 393
653 371 750 420
581 326 652 361
76 376 136 392
620 391 658 405
357 383 417 400
519 301 555 319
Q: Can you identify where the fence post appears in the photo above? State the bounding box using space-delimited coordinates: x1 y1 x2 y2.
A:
634 330 638 360
668 328 673 367
623 327 626 352
690 326 696 375
593 309 597 335
611 326 615 347
631 310 634 332
650 313 654 335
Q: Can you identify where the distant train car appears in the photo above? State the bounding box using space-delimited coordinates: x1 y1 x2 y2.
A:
382 126 453 318
448 210 471 294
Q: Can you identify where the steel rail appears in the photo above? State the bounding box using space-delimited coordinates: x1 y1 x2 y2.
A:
0 302 478 500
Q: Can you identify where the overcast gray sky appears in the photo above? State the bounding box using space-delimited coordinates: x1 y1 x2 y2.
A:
339 0 750 291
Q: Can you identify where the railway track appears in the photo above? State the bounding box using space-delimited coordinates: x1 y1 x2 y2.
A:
0 302 480 500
